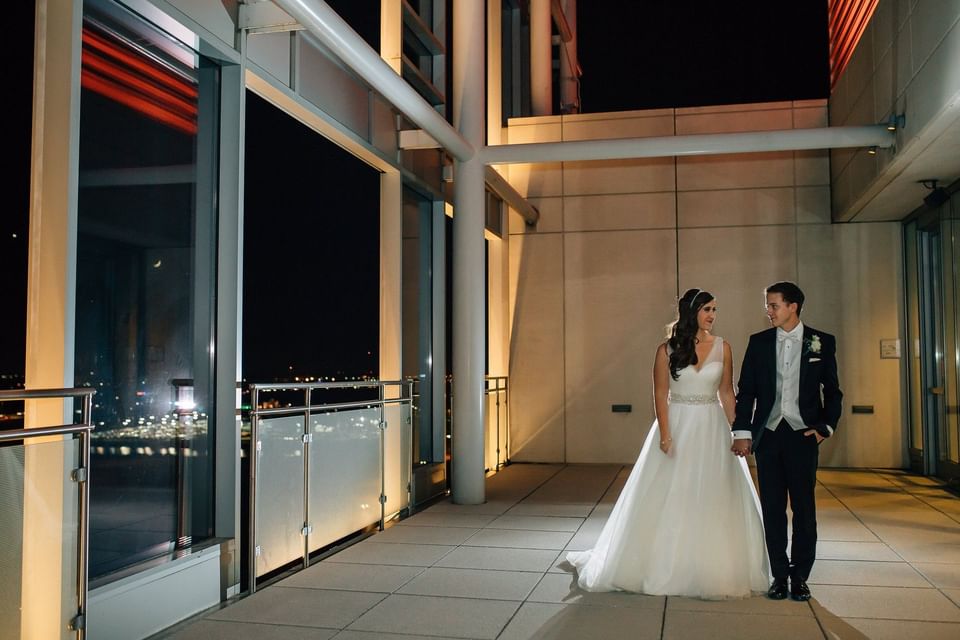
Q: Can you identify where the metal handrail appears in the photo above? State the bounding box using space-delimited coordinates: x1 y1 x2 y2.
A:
446 376 511 472
0 387 94 639
0 387 96 400
247 379 413 594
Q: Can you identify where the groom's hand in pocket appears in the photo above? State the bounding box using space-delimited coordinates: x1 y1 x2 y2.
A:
803 428 826 444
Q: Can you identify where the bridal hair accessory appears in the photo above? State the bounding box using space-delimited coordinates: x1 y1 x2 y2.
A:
688 289 702 308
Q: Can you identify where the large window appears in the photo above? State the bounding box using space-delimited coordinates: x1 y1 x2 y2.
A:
75 1 220 579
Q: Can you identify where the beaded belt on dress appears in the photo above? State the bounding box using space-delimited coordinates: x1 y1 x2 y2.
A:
668 392 718 405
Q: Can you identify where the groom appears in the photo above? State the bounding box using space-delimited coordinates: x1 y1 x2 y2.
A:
731 282 842 602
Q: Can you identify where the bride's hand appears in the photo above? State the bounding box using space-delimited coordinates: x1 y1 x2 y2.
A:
659 436 672 454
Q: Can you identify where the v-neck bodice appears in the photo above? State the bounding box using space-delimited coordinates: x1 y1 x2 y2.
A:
670 337 724 399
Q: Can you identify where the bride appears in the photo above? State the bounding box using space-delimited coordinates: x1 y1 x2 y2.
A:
567 288 770 599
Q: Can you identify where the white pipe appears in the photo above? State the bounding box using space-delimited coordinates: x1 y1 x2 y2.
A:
273 0 474 161
483 125 894 164
530 0 552 115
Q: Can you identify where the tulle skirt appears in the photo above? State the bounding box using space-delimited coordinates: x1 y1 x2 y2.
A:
567 402 771 599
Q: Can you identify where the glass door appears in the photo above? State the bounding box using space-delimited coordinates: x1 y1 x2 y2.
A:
918 222 945 476
908 199 960 484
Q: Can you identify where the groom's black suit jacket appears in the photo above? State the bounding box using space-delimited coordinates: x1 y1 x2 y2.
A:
733 325 843 451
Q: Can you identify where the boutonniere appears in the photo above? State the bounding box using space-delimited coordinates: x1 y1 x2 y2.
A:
805 334 822 354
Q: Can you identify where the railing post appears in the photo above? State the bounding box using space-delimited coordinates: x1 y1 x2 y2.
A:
248 386 259 594
379 383 386 531
302 386 311 569
505 380 510 465
495 378 501 471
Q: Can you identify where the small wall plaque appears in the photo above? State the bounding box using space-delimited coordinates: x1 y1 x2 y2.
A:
880 339 900 359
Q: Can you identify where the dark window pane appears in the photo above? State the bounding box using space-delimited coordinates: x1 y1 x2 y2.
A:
76 2 218 579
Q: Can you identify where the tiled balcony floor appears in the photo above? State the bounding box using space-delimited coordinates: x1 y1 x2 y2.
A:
164 465 960 640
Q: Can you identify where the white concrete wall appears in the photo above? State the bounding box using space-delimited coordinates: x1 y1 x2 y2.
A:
830 0 960 219
505 101 905 468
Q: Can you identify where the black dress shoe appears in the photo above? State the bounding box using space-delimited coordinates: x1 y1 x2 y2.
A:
790 577 811 601
767 578 788 600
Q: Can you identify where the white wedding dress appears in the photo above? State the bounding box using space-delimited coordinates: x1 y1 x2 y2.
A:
567 337 770 599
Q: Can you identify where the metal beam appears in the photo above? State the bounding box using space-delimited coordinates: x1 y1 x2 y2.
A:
484 167 539 225
483 125 895 164
273 0 474 160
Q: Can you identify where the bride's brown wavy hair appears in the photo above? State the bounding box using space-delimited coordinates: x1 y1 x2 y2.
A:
666 288 714 380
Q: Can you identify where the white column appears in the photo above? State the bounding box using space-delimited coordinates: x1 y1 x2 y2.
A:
380 0 402 73
380 171 403 391
486 0 503 145
530 0 552 115
558 0 578 113
451 0 486 504
23 1 83 638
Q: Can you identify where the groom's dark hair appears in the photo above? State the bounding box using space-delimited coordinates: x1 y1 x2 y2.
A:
766 281 805 315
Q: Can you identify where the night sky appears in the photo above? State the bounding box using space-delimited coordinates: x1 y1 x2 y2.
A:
576 1 829 112
1 1 829 384
242 92 380 382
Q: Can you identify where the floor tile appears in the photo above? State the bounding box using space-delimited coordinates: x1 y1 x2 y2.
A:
163 466 960 640
548 554 574 574
810 584 960 622
434 546 561 572
396 512 498 528
165 620 337 639
397 567 542 600
913 563 960 589
498 602 662 640
463 528 574 550
347 594 519 639
333 631 463 640
425 500 516 515
662 610 823 640
322 542 454 567
207 587 385 629
945 588 960 608
505 503 595 518
667 594 813 617
486 515 584 532
277 562 424 592
816 541 902 562
373 525 480 545
527 573 663 609
816 617 960 640
563 519 604 551
807 560 931 587
891 542 960 563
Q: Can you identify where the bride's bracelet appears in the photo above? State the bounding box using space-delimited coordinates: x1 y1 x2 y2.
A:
660 436 672 445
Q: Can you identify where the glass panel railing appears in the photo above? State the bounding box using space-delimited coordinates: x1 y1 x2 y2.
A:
248 381 414 592
383 401 412 518
0 436 81 640
307 408 381 552
0 388 94 640
253 415 305 578
0 442 25 640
